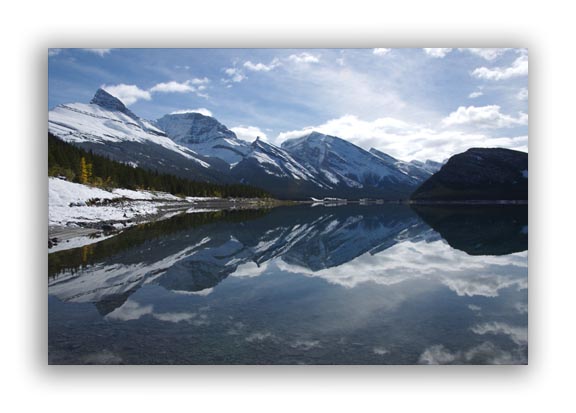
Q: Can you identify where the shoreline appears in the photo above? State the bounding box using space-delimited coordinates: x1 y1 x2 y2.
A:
48 197 287 254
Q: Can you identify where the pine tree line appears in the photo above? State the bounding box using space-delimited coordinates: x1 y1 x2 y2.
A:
48 133 271 198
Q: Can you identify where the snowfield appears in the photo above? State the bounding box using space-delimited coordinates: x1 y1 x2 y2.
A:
48 177 274 254
48 177 190 227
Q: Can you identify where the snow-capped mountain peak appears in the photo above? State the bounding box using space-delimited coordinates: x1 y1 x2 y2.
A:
47 90 234 182
156 112 250 165
90 88 139 120
156 112 238 145
280 131 425 196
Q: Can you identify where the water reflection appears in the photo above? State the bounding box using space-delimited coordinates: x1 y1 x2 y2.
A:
48 204 528 365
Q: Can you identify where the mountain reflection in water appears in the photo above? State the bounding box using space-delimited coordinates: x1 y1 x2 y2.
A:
48 204 528 365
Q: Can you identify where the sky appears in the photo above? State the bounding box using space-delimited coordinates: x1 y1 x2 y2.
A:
48 48 528 162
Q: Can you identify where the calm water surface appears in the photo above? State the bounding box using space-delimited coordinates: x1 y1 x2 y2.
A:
48 204 528 364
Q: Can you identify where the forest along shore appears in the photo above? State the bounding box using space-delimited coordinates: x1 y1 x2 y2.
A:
48 177 283 253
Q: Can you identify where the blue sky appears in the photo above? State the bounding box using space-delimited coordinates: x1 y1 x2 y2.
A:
48 48 528 162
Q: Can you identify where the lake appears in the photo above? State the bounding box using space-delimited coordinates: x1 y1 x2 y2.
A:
48 204 528 365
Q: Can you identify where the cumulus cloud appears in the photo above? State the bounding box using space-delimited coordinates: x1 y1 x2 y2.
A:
462 48 510 60
419 341 526 365
105 299 209 325
106 300 153 321
373 48 391 56
222 67 246 83
472 53 528 80
517 87 529 101
423 48 453 58
373 347 390 356
442 105 528 129
83 48 112 57
170 108 213 117
230 126 269 143
468 91 483 99
230 261 270 277
150 78 210 94
101 84 152 105
277 237 527 296
275 114 527 162
150 81 195 93
48 48 62 57
243 58 281 72
471 322 528 345
288 52 320 64
419 345 457 364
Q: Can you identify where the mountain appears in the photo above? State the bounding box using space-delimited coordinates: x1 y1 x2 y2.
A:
49 89 440 200
412 205 528 256
156 113 329 198
156 112 250 165
369 148 439 182
48 89 229 183
48 205 429 311
408 159 444 175
229 138 332 199
411 148 528 201
280 132 425 199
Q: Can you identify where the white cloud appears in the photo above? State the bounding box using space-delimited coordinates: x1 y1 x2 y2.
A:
153 312 208 325
373 347 390 356
48 48 62 57
223 67 246 83
277 238 527 296
230 126 268 142
423 48 453 58
189 77 210 85
472 53 528 80
275 113 527 162
83 48 112 57
101 84 152 105
419 342 526 365
517 87 529 101
462 48 510 60
373 48 391 56
468 91 483 99
106 300 153 321
230 261 270 277
150 78 209 94
170 108 213 117
243 58 281 72
419 345 457 364
288 52 320 64
150 80 195 93
442 105 528 129
471 322 528 345
515 302 528 314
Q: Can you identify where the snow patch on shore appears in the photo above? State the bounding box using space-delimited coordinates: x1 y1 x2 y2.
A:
48 177 186 226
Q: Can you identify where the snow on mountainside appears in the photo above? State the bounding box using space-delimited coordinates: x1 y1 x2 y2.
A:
156 113 328 195
369 148 437 182
244 138 326 184
156 112 251 165
49 89 436 199
50 89 203 163
280 132 424 197
48 89 232 183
